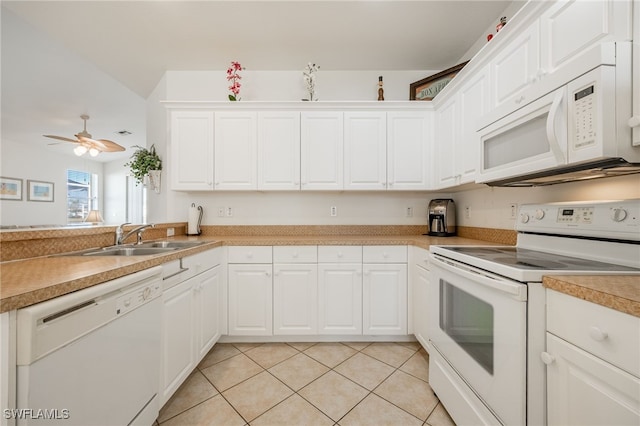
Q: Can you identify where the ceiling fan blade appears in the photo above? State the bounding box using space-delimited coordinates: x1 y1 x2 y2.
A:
43 135 80 144
78 135 125 152
97 139 126 152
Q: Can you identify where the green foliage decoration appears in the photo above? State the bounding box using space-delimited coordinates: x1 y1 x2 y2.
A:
125 144 162 185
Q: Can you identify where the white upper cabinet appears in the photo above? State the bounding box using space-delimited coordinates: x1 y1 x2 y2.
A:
457 65 489 184
170 111 214 191
214 111 258 190
344 111 387 190
540 0 632 75
434 96 457 189
301 111 344 190
257 111 301 190
490 20 541 109
387 111 432 190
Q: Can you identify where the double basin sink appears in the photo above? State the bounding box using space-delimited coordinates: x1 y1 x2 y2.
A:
63 241 206 257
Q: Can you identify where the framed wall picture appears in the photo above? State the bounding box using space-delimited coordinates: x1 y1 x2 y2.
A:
27 180 54 202
0 176 23 201
410 61 469 101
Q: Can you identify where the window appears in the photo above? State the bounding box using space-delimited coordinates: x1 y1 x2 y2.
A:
67 170 98 224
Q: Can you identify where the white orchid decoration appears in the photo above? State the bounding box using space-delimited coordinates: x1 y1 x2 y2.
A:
303 63 320 101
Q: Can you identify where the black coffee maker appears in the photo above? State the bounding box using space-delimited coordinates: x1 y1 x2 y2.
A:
428 199 456 236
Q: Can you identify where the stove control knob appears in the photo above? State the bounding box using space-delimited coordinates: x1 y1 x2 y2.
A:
610 208 627 222
520 213 530 223
534 209 545 220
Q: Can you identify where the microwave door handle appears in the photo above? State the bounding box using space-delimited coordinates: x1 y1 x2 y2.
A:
546 90 566 164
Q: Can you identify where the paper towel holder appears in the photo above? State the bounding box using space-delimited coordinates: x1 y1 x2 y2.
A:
187 203 203 235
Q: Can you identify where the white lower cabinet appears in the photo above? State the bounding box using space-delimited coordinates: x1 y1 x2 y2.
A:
273 263 318 335
227 246 274 336
318 263 363 335
544 290 640 425
362 245 408 335
228 264 273 336
160 249 222 405
409 246 430 349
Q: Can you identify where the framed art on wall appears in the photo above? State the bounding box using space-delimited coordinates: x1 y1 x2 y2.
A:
0 176 23 201
410 61 469 101
27 180 54 202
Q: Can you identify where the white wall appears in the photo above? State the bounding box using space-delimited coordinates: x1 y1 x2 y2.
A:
0 139 104 226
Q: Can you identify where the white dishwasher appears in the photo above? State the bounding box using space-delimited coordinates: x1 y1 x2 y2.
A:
15 266 162 426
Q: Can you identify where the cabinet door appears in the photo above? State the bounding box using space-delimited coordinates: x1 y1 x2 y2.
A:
632 2 640 146
344 112 387 190
195 266 221 361
258 111 301 190
228 264 273 335
412 264 430 349
318 263 362 335
457 65 489 185
540 0 632 76
160 278 195 405
387 111 432 190
214 112 257 190
434 97 458 189
491 21 540 108
545 333 640 426
301 112 344 190
363 263 407 335
170 111 214 190
273 264 318 335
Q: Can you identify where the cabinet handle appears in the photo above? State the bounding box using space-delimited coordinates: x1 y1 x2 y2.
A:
540 352 555 365
274 270 280 276
337 252 343 258
628 116 640 128
265 271 271 277
383 252 389 258
589 326 608 341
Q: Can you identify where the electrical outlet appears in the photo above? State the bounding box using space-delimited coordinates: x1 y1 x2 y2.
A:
510 203 518 219
218 207 225 217
166 227 175 237
330 206 337 217
226 207 233 217
464 206 471 219
406 207 413 217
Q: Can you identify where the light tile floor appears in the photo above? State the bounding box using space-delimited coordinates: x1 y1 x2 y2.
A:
156 341 456 426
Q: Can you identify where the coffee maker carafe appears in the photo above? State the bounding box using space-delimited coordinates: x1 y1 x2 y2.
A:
428 199 456 236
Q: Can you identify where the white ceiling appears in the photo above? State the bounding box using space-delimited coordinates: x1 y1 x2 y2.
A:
2 0 516 162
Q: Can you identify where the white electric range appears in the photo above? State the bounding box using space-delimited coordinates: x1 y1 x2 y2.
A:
427 199 640 426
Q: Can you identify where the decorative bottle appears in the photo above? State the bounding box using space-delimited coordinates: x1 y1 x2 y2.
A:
378 76 384 101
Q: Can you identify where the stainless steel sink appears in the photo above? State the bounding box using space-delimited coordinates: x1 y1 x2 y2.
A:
137 241 206 249
81 247 178 256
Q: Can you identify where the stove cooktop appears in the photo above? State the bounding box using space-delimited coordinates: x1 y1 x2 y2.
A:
446 246 640 272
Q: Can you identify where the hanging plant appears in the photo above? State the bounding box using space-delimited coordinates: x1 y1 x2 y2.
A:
125 144 162 185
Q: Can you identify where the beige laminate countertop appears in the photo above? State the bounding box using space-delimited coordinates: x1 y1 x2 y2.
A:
0 234 486 313
543 275 640 318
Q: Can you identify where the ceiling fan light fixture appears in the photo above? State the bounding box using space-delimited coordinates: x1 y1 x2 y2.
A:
89 147 100 157
74 145 88 156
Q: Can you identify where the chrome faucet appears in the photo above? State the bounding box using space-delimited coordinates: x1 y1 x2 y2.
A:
115 223 155 245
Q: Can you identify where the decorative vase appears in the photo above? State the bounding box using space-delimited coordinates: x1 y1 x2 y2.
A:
146 170 161 194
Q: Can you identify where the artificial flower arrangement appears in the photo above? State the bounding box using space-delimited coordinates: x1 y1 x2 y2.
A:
303 63 320 101
227 61 244 101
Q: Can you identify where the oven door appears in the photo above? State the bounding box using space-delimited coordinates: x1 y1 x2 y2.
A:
428 253 528 425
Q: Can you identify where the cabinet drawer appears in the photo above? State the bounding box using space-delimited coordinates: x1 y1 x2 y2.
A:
183 248 222 273
547 290 640 377
363 245 407 263
273 246 317 263
227 246 272 264
318 246 362 263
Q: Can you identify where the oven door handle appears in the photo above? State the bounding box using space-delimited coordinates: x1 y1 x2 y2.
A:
430 253 527 301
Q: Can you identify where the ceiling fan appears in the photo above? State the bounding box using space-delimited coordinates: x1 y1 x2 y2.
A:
44 114 125 157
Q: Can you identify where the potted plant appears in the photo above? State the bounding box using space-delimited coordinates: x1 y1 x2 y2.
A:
125 144 162 191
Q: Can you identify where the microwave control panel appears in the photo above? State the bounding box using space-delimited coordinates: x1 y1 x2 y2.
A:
573 83 597 149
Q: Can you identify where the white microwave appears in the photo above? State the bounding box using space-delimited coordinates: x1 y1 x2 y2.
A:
477 42 639 187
